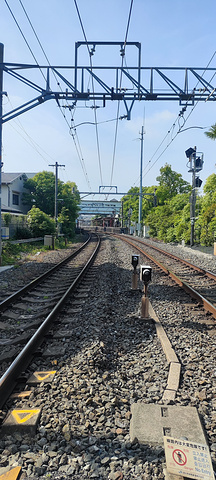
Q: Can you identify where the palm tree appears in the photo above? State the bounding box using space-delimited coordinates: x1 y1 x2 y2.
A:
205 124 216 140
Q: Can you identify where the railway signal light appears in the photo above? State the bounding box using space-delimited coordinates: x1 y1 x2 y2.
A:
140 265 152 319
185 147 196 158
131 254 140 290
140 265 152 284
132 254 139 269
195 177 202 188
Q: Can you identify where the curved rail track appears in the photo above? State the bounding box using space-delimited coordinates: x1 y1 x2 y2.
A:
114 234 216 319
0 233 100 408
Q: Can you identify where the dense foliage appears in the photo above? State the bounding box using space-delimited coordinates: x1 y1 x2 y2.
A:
122 164 216 246
27 206 55 237
23 172 80 238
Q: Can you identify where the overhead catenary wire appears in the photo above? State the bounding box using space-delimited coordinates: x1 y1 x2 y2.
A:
5 0 92 190
109 0 134 188
3 0 46 82
74 0 103 187
132 49 216 187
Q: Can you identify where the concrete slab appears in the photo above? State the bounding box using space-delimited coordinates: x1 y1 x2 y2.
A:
66 308 82 314
163 467 184 480
162 389 177 402
1 311 20 321
0 466 21 480
1 408 42 434
0 348 18 363
155 323 179 364
10 391 32 399
42 347 65 357
167 362 181 391
130 404 207 446
0 266 14 274
148 303 179 364
53 330 74 338
27 370 56 385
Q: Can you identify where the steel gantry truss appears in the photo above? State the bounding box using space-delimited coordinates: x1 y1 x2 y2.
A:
1 41 216 125
1 40 216 262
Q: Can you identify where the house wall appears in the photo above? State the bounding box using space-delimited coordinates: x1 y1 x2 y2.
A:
2 174 31 214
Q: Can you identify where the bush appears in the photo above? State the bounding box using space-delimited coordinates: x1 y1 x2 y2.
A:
14 226 32 239
27 206 55 237
3 213 12 227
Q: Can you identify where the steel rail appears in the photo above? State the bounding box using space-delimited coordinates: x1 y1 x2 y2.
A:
0 234 101 408
0 234 90 312
114 235 216 319
122 234 216 281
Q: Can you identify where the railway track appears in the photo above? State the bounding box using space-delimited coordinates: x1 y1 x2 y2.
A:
0 235 215 479
0 233 100 408
114 234 216 320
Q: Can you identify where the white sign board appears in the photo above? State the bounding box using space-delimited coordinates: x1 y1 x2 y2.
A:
164 437 215 480
79 200 121 215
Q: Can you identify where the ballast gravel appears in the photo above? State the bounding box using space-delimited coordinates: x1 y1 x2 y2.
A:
0 235 215 479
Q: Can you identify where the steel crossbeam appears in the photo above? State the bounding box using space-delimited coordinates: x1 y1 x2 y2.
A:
1 41 216 124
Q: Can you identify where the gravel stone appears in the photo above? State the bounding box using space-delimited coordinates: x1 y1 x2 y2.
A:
0 236 215 478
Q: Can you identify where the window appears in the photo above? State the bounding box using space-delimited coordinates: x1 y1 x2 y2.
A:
12 193 19 205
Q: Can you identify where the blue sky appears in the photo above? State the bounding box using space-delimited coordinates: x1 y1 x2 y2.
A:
1 0 216 198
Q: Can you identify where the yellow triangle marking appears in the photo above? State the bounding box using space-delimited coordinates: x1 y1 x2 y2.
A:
34 370 56 381
0 466 21 479
12 409 40 424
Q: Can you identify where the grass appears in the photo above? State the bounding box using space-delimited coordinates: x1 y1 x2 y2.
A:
1 235 82 266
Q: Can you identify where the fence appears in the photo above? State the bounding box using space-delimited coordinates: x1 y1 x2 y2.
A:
1 213 28 238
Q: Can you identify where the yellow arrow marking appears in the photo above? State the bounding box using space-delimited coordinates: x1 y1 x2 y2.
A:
34 370 56 381
0 466 21 479
12 409 40 424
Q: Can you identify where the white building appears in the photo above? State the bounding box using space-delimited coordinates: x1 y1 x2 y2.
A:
1 172 36 214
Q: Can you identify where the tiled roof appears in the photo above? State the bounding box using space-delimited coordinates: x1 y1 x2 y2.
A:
2 173 36 183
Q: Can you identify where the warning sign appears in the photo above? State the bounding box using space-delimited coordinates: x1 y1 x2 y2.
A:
173 448 187 466
164 436 215 480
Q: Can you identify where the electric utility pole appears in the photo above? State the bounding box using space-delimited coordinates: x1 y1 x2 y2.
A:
138 125 144 236
49 161 65 235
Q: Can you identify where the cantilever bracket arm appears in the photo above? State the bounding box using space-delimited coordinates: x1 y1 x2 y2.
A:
1 92 53 123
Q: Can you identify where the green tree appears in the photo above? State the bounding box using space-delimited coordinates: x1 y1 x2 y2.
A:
58 182 80 237
122 186 156 227
198 174 216 245
156 164 191 203
146 192 191 243
23 171 56 215
27 206 55 237
23 172 80 238
205 124 216 140
199 204 216 246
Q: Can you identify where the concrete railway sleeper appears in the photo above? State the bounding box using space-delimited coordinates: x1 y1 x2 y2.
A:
113 234 216 321
0 234 100 408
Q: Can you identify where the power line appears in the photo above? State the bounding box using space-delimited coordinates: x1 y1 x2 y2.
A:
74 0 103 186
110 0 134 187
3 0 46 82
5 0 92 190
132 49 216 186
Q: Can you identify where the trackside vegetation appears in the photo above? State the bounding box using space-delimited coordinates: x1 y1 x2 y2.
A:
122 164 216 246
22 171 80 239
